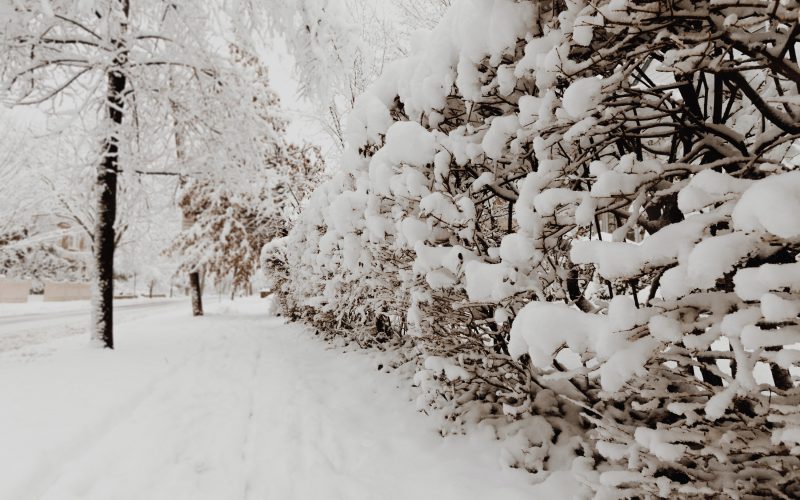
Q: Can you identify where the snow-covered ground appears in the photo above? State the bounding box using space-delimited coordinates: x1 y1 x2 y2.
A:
0 296 536 500
0 296 187 352
0 295 182 317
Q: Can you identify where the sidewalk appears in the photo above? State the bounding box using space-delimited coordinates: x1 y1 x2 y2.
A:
0 298 535 500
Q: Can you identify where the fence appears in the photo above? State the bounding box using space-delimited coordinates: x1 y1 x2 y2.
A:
43 281 91 302
0 278 31 303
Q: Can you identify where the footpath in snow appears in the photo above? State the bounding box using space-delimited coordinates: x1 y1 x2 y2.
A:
0 297 535 500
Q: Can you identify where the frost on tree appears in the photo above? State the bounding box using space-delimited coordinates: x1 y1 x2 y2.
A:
167 47 324 303
266 0 800 497
169 145 323 299
0 1 287 347
0 124 91 284
0 0 133 348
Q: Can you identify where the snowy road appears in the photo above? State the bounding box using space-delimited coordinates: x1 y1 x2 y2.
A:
0 298 182 327
0 298 187 352
0 298 535 500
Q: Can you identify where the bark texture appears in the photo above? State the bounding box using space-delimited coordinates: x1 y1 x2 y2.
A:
91 0 129 349
189 271 203 316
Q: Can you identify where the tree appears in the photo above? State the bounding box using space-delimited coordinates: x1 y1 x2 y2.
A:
394 0 451 37
0 116 90 285
0 1 284 347
0 119 39 243
238 0 450 151
169 143 324 298
161 45 295 315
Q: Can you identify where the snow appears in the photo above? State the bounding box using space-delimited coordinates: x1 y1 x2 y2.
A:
740 324 800 350
400 216 430 248
509 301 607 367
423 356 471 381
482 114 520 160
648 315 683 342
0 297 186 353
677 169 753 213
463 261 517 302
597 338 660 392
733 262 800 301
456 57 482 101
572 23 593 47
518 95 542 125
771 427 800 450
685 232 759 289
0 295 175 317
760 293 800 323
509 299 666 392
413 242 476 276
419 192 470 224
500 233 541 267
562 77 603 119
572 14 601 47
10 0 800 497
533 188 581 216
496 64 517 96
328 190 368 234
633 428 687 462
0 297 539 500
425 268 457 289
433 150 451 186
723 13 738 28
704 383 738 421
528 469 592 498
369 121 436 196
732 171 800 238
346 95 393 146
574 193 595 227
571 216 712 280
254 0 800 496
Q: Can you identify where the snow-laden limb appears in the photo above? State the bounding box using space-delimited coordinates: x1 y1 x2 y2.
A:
264 0 800 497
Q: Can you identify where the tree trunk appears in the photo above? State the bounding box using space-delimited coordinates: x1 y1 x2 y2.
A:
189 271 203 316
172 98 205 318
92 137 118 348
91 1 128 349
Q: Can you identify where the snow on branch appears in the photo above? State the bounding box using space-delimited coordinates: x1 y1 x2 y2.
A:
265 0 800 497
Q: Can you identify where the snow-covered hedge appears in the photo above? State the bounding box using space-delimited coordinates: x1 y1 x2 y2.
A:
265 0 800 496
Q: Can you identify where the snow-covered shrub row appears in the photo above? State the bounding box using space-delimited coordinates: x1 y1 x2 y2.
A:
265 0 800 496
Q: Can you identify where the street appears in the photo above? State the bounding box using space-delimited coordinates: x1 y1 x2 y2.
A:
0 298 188 352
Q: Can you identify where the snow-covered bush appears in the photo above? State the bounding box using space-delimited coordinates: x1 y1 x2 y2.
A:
267 0 800 496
